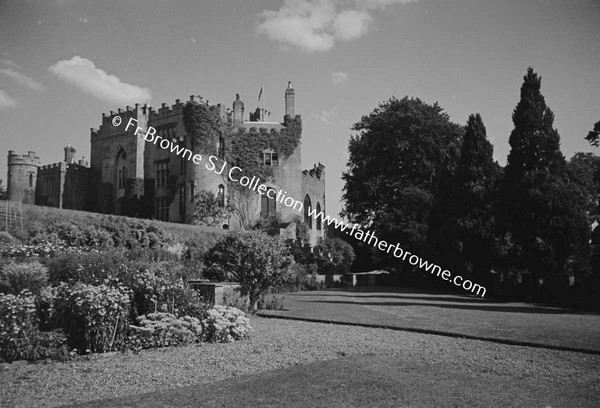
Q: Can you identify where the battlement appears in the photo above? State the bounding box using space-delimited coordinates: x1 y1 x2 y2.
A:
100 103 148 125
8 150 40 166
302 162 326 181
39 161 90 172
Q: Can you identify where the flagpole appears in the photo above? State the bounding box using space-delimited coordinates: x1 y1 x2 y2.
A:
261 80 265 121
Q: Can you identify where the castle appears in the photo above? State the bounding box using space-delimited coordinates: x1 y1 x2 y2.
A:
6 83 326 244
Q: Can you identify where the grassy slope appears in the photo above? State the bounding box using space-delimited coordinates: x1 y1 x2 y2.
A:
19 203 226 248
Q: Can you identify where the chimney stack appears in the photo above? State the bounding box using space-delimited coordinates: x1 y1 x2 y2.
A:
285 81 295 118
64 144 76 163
233 93 244 126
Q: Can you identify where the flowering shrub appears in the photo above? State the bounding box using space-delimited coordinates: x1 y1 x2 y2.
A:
0 231 17 245
126 312 202 351
0 261 49 296
0 291 69 362
202 305 251 343
0 291 37 361
53 283 130 353
0 241 68 259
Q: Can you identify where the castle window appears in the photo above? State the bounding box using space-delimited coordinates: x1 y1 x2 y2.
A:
303 195 312 229
261 188 276 218
217 184 225 207
262 151 278 166
155 198 169 221
155 160 169 187
316 202 322 231
44 178 54 196
218 136 226 159
179 184 186 219
28 173 34 188
179 151 186 176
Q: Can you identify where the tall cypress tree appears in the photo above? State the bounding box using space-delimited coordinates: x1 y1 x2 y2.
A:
504 67 565 183
436 114 499 279
499 68 589 282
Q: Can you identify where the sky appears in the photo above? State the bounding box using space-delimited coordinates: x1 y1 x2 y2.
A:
1 0 599 217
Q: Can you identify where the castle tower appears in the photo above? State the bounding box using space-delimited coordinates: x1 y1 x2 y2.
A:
285 81 295 118
7 150 40 204
64 144 76 163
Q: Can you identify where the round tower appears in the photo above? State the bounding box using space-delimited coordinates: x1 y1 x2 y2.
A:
7 150 40 203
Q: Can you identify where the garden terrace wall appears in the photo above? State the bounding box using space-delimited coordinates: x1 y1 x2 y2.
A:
189 281 245 306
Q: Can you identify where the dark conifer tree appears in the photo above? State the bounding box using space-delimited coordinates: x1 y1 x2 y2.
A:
499 68 589 283
436 114 500 279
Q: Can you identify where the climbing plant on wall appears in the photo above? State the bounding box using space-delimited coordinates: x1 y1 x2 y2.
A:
228 116 302 183
182 101 223 157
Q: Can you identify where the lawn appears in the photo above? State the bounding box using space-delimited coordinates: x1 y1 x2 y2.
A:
258 286 600 353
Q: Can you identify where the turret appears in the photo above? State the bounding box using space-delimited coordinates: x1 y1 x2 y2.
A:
7 150 40 203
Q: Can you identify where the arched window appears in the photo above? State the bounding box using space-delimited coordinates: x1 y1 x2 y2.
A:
315 202 322 231
218 136 226 159
217 184 225 207
116 149 127 190
28 173 34 188
261 188 276 218
304 195 312 229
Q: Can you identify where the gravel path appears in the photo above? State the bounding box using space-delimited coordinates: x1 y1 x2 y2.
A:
1 317 599 408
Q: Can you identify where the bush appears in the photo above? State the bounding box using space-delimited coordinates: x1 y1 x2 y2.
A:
203 231 293 311
126 312 202 351
46 249 130 285
0 261 48 296
0 231 17 245
313 237 356 275
54 283 130 354
0 291 37 361
202 305 251 343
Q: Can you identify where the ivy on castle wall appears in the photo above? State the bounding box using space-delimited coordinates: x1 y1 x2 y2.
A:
125 178 144 199
183 102 223 157
228 116 302 185
183 100 302 192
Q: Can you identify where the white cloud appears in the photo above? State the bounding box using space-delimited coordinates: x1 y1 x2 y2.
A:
79 17 88 23
331 71 348 85
48 56 152 105
0 68 45 92
0 59 19 69
313 106 340 123
0 90 17 110
257 0 416 52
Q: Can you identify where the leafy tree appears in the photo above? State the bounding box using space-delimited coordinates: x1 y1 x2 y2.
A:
498 68 589 280
313 237 356 275
0 179 6 200
568 153 600 275
436 114 500 279
188 190 229 227
584 120 600 147
342 96 463 255
203 231 293 312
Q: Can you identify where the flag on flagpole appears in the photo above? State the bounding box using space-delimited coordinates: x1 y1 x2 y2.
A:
258 82 263 102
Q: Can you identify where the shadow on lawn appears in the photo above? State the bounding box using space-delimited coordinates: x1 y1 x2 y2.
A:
297 299 580 315
294 292 490 304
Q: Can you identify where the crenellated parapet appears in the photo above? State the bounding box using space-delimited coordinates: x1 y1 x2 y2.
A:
92 103 150 141
302 162 326 182
8 150 41 167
